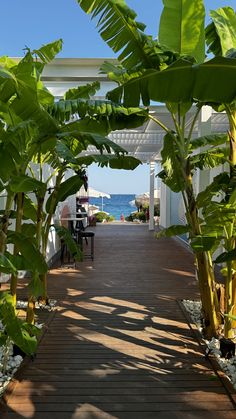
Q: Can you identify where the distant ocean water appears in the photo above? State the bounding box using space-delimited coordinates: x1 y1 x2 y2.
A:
89 194 136 220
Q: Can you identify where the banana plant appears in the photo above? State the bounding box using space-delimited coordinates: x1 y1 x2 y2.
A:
77 0 223 338
202 6 236 337
12 68 147 311
0 40 63 314
0 291 39 362
194 172 236 337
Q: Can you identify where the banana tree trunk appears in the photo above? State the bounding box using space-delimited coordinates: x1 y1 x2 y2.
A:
226 112 236 335
225 260 234 338
10 192 24 307
40 171 64 303
26 194 44 323
26 295 35 324
0 192 15 290
0 192 15 255
185 180 220 338
232 264 236 328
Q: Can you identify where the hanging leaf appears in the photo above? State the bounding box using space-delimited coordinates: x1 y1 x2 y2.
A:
74 154 141 170
0 253 18 275
4 252 29 271
156 224 189 238
21 223 37 239
203 202 236 226
64 82 100 100
0 292 38 355
191 147 228 170
197 172 230 208
0 67 18 103
28 273 44 299
0 143 17 182
55 141 78 165
7 232 48 274
191 235 221 252
9 175 46 194
190 133 229 150
23 196 37 222
45 175 84 213
160 132 186 192
58 128 126 155
53 224 82 262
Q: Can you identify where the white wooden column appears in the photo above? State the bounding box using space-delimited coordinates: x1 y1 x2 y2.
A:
160 181 170 228
149 161 155 231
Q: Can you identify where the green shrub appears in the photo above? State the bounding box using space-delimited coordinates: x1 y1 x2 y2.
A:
95 212 108 222
95 212 115 223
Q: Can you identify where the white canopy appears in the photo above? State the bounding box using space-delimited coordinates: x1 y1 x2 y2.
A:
87 187 111 199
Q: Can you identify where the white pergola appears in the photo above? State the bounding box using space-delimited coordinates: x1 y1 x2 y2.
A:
42 58 229 230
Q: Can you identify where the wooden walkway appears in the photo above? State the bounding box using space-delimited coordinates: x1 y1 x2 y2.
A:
1 224 236 418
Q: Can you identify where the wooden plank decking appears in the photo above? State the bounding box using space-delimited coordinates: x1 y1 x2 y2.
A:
1 224 236 418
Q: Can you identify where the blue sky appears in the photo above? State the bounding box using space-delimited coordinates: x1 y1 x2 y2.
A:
0 0 235 193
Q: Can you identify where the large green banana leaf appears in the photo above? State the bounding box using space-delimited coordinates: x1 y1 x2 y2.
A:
45 175 84 213
190 133 229 150
159 0 205 63
48 98 148 126
64 82 100 100
9 175 46 194
32 39 63 64
57 128 127 155
74 154 140 170
0 254 18 275
108 57 236 106
77 0 159 70
0 67 18 102
206 7 236 56
159 132 185 192
7 232 48 274
0 292 38 355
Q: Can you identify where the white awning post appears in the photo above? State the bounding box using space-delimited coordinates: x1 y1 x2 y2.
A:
149 161 155 231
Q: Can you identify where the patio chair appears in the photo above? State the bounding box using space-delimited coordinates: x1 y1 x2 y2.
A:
75 218 95 261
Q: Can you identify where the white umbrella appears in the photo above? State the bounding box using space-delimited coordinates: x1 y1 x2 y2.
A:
86 187 111 199
80 187 111 211
135 190 160 208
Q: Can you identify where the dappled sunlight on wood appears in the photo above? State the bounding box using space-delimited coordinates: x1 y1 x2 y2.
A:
163 268 195 278
117 310 149 320
61 310 90 321
3 225 234 417
73 404 117 418
90 296 151 312
66 289 85 296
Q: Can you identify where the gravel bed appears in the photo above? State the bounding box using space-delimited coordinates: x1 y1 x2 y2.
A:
0 299 57 396
183 299 236 390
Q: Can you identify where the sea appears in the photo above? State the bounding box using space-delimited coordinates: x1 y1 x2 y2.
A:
89 194 136 220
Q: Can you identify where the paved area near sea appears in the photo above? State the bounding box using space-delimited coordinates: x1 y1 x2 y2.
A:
1 224 236 418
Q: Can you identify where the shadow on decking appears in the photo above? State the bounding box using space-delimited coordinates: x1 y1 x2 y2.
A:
1 225 234 418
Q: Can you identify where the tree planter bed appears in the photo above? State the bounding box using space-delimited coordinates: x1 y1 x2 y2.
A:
0 306 56 404
179 299 236 406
